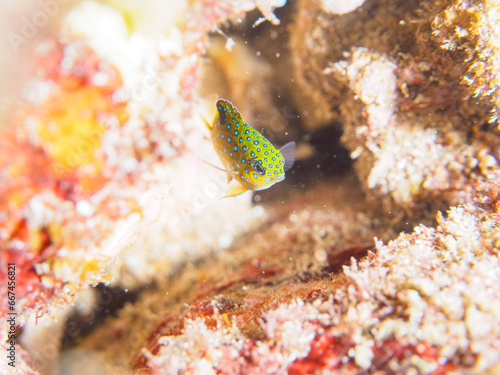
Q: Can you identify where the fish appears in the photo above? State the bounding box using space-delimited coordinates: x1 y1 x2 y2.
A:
202 98 295 197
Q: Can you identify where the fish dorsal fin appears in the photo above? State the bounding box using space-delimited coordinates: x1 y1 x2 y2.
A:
280 141 296 172
223 180 248 198
216 99 244 126
199 94 219 130
198 158 239 177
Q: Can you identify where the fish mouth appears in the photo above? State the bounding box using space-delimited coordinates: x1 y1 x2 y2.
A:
274 175 285 183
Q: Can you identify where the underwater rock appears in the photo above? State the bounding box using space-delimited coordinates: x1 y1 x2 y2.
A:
289 0 499 219
62 176 500 374
54 181 383 373
1 0 500 374
320 0 366 14
430 0 500 122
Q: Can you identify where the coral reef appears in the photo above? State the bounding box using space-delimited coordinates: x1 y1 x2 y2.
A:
1 0 500 374
289 0 499 218
430 0 500 122
58 176 500 374
1 0 286 373
0 0 286 317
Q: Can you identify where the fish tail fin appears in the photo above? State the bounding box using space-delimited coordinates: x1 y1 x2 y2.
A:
198 93 219 130
280 141 296 172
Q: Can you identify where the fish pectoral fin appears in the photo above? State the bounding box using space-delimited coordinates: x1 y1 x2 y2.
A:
198 158 239 176
223 181 248 198
280 141 296 172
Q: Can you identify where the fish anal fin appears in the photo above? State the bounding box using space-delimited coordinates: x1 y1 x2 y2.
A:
223 181 248 198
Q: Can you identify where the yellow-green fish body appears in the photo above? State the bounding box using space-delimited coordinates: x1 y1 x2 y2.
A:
204 99 295 197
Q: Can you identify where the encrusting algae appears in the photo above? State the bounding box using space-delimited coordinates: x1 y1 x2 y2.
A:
202 98 295 197
3 0 500 374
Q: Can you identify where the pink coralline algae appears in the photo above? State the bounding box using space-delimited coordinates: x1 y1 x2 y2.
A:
0 0 286 320
1 0 500 374
289 0 499 217
139 175 500 374
0 0 287 373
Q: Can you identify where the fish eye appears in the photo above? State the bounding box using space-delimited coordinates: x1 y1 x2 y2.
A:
253 161 265 175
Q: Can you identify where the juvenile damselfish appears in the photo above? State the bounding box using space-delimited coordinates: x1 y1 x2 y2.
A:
202 99 295 197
